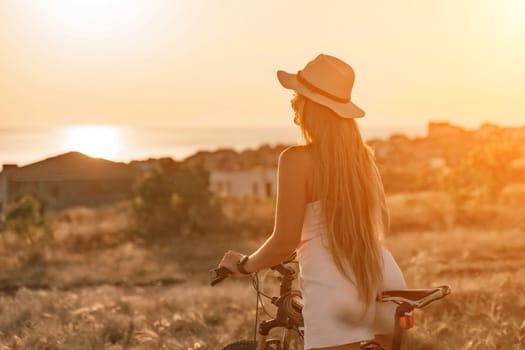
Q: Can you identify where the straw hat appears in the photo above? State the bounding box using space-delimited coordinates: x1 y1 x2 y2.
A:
277 54 365 118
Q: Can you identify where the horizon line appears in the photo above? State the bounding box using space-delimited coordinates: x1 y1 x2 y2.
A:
1 120 524 131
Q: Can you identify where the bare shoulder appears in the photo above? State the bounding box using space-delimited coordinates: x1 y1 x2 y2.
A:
278 145 314 172
277 145 315 202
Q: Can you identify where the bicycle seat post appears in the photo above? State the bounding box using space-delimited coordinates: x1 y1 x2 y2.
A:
391 303 414 350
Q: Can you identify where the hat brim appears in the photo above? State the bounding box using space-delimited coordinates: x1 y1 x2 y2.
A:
277 70 365 119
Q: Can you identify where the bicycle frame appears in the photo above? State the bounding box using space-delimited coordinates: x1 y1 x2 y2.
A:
255 264 302 350
252 264 390 350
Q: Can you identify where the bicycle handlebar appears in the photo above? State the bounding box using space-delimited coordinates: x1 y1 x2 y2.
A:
210 266 232 286
210 252 297 286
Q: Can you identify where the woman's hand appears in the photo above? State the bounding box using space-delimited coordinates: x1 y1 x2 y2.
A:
219 250 246 276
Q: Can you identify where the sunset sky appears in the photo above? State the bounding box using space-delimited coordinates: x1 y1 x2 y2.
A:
1 0 524 130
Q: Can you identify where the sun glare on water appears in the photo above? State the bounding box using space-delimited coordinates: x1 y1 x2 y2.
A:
61 126 123 160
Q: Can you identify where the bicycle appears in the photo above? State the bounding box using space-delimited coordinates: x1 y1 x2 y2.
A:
211 252 451 350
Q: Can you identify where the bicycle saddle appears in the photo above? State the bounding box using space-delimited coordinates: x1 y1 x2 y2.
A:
378 285 451 308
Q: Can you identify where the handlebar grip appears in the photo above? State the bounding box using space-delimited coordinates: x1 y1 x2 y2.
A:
210 266 232 286
211 275 227 286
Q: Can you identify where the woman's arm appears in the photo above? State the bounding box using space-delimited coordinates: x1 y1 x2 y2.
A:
219 146 308 274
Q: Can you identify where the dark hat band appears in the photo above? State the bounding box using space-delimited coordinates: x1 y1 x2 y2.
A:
296 70 350 103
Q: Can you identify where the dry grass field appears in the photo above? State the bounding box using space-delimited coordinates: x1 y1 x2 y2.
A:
1 191 525 349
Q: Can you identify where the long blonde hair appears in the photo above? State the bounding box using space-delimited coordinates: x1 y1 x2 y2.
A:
292 93 385 307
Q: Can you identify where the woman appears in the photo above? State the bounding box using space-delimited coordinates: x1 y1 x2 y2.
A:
218 54 407 350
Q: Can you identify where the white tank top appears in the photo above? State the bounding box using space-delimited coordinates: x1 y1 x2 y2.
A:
301 200 326 241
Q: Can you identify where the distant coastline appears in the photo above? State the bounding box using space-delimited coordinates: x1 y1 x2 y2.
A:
2 121 524 168
0 124 427 166
1 121 523 214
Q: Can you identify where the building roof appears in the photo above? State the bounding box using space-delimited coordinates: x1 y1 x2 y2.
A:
2 152 139 181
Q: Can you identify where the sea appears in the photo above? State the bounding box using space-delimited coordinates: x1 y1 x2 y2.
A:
0 124 425 167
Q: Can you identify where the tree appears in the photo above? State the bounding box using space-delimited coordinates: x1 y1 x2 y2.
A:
132 158 228 239
5 194 52 243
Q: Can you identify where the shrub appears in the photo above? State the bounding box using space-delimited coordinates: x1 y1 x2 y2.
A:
444 137 521 208
219 196 275 235
5 194 52 243
387 191 455 233
132 158 228 239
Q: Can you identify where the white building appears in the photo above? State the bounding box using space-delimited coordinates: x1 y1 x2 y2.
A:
210 167 277 199
0 153 139 220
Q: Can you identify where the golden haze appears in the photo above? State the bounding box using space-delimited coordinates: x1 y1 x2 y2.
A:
0 0 524 129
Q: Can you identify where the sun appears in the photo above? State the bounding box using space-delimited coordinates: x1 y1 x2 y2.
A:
61 125 123 160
